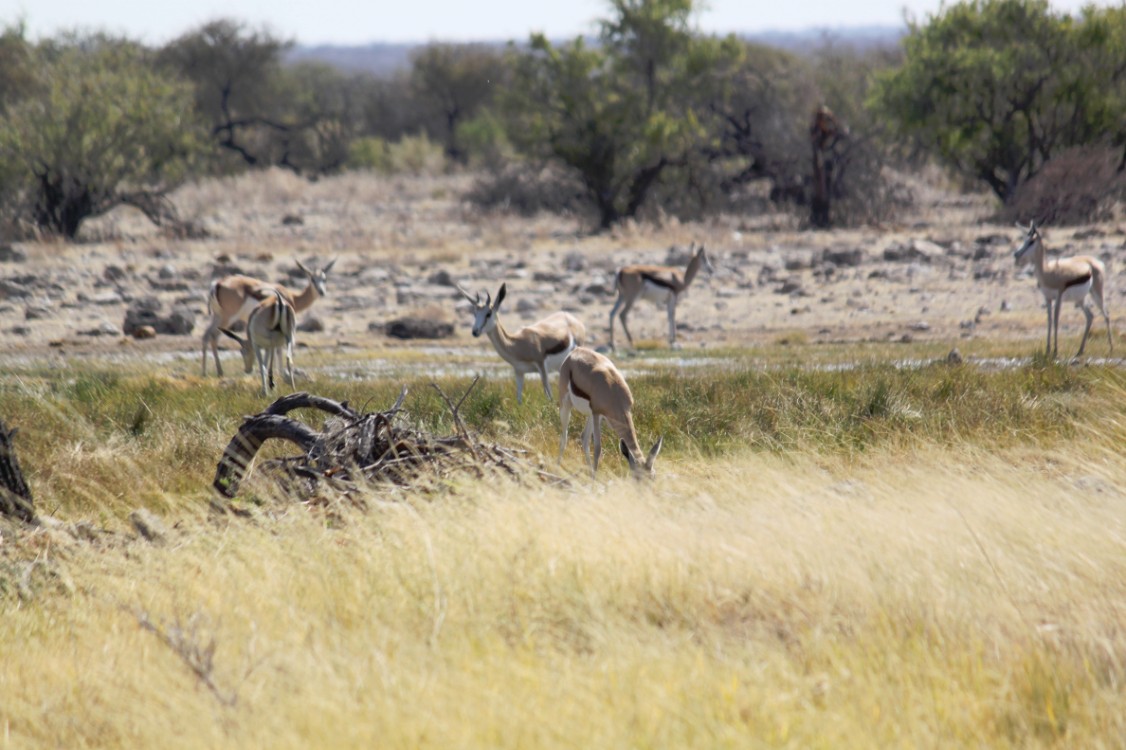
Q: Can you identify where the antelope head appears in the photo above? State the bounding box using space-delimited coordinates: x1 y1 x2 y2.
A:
621 436 664 480
457 283 506 337
297 258 337 297
1013 221 1041 267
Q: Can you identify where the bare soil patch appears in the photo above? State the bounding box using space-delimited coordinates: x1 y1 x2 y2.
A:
2 169 1124 367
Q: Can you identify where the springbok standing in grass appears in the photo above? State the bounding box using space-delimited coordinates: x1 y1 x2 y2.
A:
220 288 296 395
202 259 335 377
609 242 713 350
1013 221 1112 358
558 346 663 479
457 282 586 404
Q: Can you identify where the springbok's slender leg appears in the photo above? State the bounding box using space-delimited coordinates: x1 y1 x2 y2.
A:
1052 295 1064 357
558 397 573 464
590 416 604 476
537 363 553 401
608 299 624 351
580 415 594 469
1044 299 1054 356
617 299 637 348
1077 300 1095 357
666 296 677 347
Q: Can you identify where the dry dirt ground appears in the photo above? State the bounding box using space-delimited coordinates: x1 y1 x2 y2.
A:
2 169 1124 372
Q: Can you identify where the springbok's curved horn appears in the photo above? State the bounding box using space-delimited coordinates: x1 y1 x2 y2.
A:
455 283 480 305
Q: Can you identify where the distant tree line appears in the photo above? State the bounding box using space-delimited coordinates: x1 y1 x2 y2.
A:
0 0 1122 239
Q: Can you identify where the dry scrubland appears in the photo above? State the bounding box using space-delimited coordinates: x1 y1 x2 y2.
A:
1 170 1125 747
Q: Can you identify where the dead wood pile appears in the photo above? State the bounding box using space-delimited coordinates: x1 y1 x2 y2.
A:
0 420 35 524
212 381 564 502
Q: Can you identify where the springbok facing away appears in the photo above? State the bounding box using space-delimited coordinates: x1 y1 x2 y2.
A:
558 346 663 479
219 288 296 395
202 258 335 377
457 282 586 404
609 242 714 350
1013 221 1112 358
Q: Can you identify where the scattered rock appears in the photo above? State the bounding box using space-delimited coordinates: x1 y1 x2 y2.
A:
975 233 1010 246
123 300 195 336
778 278 804 295
516 298 540 313
428 269 456 287
103 265 128 283
883 239 945 263
564 251 586 272
80 322 121 337
24 304 52 320
665 244 694 266
157 263 178 279
132 325 157 340
0 279 32 299
822 247 864 267
297 316 325 333
0 244 27 263
381 317 455 340
281 214 304 226
91 291 124 306
129 508 167 545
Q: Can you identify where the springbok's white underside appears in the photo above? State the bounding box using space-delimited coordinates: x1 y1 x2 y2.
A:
565 384 593 416
1041 278 1092 306
639 281 675 306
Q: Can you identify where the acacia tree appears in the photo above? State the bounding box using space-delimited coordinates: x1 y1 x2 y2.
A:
159 20 293 171
502 0 729 229
410 43 507 163
872 0 1126 205
0 35 204 238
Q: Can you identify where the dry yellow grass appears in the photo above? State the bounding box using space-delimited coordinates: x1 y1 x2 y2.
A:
3 440 1123 748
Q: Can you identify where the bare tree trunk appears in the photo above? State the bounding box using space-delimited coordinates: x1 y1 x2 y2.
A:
212 392 360 498
809 105 847 229
0 421 35 524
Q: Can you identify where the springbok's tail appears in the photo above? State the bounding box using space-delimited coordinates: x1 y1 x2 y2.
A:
1088 257 1113 351
207 280 221 316
267 288 295 337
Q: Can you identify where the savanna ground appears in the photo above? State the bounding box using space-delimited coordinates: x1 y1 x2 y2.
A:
1 169 1124 748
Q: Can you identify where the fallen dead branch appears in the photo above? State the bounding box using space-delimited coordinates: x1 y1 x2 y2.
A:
0 420 35 524
212 385 567 502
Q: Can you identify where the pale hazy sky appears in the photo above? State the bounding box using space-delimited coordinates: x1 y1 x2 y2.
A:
4 0 1113 46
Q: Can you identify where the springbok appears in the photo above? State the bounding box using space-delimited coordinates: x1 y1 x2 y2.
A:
457 282 586 404
608 242 713 350
220 288 296 396
1013 221 1112 358
202 259 335 377
558 347 663 478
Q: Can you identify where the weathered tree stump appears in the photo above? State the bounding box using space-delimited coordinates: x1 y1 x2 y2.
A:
212 385 565 502
0 420 35 524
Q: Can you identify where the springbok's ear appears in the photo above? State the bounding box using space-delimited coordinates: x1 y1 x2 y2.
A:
495 283 507 308
296 260 311 277
220 328 243 343
620 438 635 463
647 436 664 467
323 258 337 273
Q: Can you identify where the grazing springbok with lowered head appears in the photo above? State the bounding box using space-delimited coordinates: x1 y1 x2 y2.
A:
220 288 296 396
1013 221 1112 358
202 258 335 377
609 242 713 350
457 282 586 404
558 346 663 479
